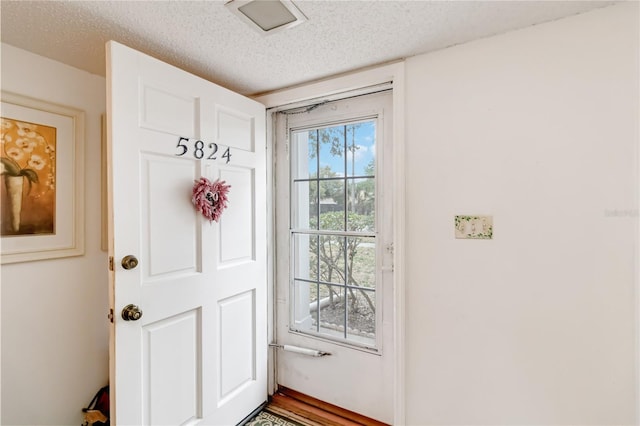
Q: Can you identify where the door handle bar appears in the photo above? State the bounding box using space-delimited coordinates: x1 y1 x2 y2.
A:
269 343 331 357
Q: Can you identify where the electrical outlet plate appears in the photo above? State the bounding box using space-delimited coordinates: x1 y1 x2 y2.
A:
455 215 493 239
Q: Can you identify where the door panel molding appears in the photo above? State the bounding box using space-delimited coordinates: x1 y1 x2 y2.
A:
218 290 256 401
143 308 202 425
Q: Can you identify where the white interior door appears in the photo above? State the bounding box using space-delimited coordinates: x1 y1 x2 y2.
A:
107 41 267 425
274 91 394 423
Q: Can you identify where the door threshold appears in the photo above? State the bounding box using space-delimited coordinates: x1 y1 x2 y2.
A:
237 401 269 425
270 386 389 426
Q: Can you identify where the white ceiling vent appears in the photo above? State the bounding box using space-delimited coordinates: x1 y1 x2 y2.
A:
225 0 307 35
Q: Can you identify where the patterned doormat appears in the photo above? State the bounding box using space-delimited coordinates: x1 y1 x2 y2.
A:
243 408 307 426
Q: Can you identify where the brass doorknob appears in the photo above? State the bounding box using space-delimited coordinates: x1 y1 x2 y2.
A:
121 304 143 321
121 255 138 270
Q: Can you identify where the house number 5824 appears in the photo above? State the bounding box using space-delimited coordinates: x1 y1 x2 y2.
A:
176 137 231 164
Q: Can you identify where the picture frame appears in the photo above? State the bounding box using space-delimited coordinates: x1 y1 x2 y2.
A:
1 91 85 263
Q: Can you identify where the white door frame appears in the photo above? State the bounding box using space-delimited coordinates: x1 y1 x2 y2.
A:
255 61 406 425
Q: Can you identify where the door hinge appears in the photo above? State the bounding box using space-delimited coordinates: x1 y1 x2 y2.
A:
382 242 394 272
108 256 114 271
386 242 394 255
108 309 114 323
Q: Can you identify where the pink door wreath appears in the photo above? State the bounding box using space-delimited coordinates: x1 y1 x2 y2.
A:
192 177 231 223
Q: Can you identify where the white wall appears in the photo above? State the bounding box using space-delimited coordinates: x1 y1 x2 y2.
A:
405 3 638 425
1 2 638 425
1 44 109 425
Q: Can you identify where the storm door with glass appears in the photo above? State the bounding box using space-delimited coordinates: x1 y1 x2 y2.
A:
274 90 394 423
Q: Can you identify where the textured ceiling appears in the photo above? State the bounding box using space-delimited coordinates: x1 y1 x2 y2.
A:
1 0 616 96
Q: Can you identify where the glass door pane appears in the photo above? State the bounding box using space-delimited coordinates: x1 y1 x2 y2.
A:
290 119 378 347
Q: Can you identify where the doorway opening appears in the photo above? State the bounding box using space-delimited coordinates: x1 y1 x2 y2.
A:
272 89 394 423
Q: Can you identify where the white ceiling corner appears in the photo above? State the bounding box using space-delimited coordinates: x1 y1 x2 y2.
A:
0 0 618 96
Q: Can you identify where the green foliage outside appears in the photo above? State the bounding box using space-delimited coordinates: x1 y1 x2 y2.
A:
301 123 378 334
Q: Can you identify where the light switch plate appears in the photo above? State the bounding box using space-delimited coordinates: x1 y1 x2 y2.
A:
455 215 493 239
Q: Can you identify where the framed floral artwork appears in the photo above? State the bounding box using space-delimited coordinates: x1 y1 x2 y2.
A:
1 92 84 263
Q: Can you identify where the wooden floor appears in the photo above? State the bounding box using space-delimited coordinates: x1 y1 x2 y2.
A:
266 387 389 426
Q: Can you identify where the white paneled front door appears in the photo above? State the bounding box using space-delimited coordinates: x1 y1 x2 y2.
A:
107 41 267 425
